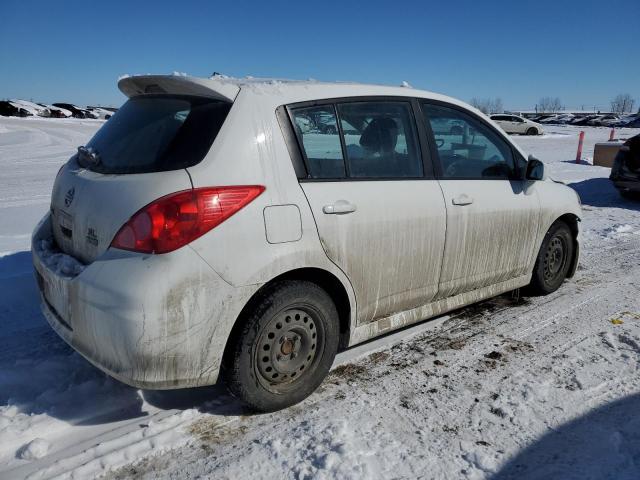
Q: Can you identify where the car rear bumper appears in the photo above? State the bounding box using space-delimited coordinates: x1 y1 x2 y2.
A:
32 213 258 389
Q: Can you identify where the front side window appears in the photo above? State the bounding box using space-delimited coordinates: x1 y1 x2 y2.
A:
336 102 422 178
423 103 516 180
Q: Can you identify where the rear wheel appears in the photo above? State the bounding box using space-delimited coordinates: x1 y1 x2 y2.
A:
528 222 574 295
527 127 538 136
222 280 339 412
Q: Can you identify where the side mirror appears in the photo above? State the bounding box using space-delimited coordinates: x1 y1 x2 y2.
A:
525 155 544 180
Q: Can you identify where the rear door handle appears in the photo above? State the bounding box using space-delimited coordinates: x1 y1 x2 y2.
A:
452 194 474 206
323 200 357 215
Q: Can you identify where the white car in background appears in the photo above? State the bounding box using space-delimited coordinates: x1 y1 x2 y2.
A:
10 100 48 117
41 104 73 118
86 107 114 119
33 75 581 411
490 114 543 135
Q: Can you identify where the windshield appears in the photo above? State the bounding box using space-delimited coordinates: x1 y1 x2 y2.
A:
83 95 231 174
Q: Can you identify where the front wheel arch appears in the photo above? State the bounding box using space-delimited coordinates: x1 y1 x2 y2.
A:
554 214 580 278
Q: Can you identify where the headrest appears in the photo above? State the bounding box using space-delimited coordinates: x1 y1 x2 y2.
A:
360 117 398 153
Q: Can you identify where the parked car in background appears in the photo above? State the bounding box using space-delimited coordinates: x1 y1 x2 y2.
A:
40 104 72 118
52 103 91 119
539 113 575 125
490 114 543 135
11 99 51 117
569 115 600 126
588 114 619 127
33 74 581 412
86 106 113 119
615 114 640 128
0 101 32 117
530 114 555 123
610 134 640 199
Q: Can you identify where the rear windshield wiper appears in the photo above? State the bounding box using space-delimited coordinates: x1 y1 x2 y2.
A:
77 145 102 168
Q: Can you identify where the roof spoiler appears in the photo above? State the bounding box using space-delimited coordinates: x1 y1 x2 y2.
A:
118 75 240 103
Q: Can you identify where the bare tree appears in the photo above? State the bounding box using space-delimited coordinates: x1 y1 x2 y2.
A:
610 93 635 114
538 97 562 113
489 98 503 114
470 97 503 114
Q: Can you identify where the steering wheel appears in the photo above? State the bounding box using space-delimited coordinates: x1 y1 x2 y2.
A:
444 154 467 177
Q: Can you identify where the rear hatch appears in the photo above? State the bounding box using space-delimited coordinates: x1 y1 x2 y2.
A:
50 77 236 264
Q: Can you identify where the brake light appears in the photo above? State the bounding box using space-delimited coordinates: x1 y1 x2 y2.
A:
111 186 265 254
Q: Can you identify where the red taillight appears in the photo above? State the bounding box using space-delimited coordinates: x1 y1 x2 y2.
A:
111 185 265 254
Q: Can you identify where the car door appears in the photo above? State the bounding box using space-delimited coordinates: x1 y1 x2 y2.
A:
513 116 528 133
421 101 541 298
495 115 514 134
290 99 447 325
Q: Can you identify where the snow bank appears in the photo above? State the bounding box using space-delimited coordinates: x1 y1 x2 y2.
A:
17 439 49 461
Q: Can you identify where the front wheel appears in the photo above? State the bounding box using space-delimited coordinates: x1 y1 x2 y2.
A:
528 222 574 295
527 127 538 136
620 189 639 200
222 280 339 412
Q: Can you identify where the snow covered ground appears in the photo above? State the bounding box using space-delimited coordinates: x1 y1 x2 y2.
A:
1 116 640 479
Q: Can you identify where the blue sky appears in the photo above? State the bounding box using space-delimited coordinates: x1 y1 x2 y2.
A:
1 0 638 110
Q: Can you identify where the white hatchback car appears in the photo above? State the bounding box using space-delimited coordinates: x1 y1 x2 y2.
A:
33 75 581 411
490 114 543 135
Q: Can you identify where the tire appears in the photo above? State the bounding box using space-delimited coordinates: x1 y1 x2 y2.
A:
527 127 538 136
620 190 639 200
222 280 339 412
528 222 574 295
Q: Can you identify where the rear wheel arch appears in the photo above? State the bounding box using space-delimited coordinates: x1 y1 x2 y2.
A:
223 268 353 365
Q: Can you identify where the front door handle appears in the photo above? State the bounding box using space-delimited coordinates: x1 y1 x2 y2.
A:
323 200 357 215
452 194 474 206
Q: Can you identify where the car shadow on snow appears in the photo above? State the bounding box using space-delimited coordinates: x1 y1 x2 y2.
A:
568 177 640 210
491 392 640 480
0 251 244 428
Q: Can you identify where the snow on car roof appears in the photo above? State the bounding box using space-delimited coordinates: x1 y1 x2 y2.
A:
117 73 473 113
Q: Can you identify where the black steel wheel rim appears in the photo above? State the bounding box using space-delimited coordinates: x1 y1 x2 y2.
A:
254 306 324 393
543 234 567 281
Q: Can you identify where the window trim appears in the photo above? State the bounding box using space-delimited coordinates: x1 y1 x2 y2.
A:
281 96 436 182
419 99 525 181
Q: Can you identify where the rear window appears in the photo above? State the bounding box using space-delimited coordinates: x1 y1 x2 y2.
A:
83 95 231 174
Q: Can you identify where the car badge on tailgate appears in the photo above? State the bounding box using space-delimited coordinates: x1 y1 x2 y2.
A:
64 187 75 207
86 227 99 246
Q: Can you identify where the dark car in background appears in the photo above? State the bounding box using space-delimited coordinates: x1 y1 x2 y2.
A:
569 115 600 126
52 103 91 119
615 115 640 128
610 134 640 199
0 101 32 117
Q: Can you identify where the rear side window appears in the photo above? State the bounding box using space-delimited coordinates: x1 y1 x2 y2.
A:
291 106 345 178
84 95 231 174
291 100 422 179
337 102 422 178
